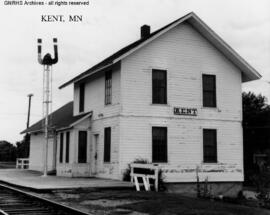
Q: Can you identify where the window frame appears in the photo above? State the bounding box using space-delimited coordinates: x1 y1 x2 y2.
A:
152 69 167 104
203 129 217 163
79 83 85 113
104 127 111 163
78 130 87 163
152 127 168 163
202 74 216 108
105 71 112 105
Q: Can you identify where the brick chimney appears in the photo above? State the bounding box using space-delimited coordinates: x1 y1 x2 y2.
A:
141 25 151 39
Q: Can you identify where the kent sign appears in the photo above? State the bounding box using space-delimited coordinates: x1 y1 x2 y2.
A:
174 107 198 116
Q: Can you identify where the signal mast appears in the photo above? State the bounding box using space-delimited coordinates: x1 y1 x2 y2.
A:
37 38 58 176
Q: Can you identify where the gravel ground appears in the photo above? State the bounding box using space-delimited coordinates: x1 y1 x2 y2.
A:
28 188 270 215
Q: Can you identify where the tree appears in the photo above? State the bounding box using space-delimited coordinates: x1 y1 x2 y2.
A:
242 92 270 126
242 92 270 184
0 141 17 161
0 134 30 162
16 134 30 159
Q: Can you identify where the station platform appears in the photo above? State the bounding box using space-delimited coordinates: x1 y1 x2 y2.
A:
0 169 133 191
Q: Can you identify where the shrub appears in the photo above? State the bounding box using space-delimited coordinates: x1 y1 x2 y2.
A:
158 169 166 191
250 164 270 208
122 158 149 181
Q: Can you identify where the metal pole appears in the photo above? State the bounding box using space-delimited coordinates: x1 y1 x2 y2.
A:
43 65 50 177
26 94 33 129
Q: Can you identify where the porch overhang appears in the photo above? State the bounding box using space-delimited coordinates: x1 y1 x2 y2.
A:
20 102 92 135
55 112 93 132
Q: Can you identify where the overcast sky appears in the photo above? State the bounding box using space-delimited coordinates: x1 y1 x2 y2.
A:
0 0 269 143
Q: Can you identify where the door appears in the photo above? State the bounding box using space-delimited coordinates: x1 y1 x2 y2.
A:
78 131 87 163
91 134 99 175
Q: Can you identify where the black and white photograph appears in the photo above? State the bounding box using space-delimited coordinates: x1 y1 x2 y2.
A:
0 0 270 214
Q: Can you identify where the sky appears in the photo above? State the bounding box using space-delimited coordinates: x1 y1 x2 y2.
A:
0 0 269 143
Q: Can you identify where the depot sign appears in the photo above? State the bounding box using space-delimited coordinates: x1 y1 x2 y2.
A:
173 107 198 116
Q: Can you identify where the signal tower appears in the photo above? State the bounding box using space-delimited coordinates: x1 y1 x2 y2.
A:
37 38 58 176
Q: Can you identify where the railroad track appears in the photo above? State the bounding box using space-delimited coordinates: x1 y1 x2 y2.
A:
0 183 90 215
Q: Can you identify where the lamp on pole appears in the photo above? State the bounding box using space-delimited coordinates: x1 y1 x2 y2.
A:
26 94 33 129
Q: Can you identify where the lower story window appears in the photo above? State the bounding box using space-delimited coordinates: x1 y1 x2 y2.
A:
203 129 217 163
59 133 64 163
78 131 87 163
104 127 111 162
152 127 167 163
66 132 70 163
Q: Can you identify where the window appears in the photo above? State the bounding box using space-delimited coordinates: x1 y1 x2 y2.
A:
65 132 70 163
203 129 217 163
59 133 64 163
79 83 85 113
152 127 167 163
152 69 167 104
105 71 112 105
78 131 87 163
202 74 216 107
104 127 111 162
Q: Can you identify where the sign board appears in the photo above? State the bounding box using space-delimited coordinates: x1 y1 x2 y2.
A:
174 107 197 116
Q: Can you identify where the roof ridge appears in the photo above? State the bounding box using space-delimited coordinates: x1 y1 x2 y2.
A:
59 11 260 89
59 12 194 89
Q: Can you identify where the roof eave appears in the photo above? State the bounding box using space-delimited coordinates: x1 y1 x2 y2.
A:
59 12 261 88
20 129 43 135
59 63 114 89
110 12 262 82
56 126 73 132
187 14 261 82
112 13 194 63
69 112 92 127
58 13 194 89
242 71 261 83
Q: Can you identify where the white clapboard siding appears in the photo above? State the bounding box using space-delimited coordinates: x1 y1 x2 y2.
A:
119 117 243 182
73 64 121 119
29 134 55 172
70 62 122 179
90 116 120 179
55 117 120 179
121 22 242 120
119 22 243 182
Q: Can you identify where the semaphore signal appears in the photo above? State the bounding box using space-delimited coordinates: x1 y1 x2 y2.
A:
37 38 58 176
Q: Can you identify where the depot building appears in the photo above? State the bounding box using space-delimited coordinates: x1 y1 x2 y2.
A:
22 12 261 196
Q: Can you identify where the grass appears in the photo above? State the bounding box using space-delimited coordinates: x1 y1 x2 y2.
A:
32 189 270 215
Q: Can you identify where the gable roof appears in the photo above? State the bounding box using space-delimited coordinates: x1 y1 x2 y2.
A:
59 12 261 89
21 102 91 134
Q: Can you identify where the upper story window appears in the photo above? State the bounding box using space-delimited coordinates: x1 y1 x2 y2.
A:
203 129 217 163
105 71 112 105
152 127 167 163
152 69 167 104
202 74 216 107
79 83 85 113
